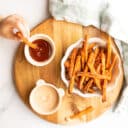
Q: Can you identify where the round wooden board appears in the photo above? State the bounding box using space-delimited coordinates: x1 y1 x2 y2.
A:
14 18 124 124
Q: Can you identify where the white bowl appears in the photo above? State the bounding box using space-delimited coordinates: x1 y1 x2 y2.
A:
24 34 55 66
61 37 122 98
29 79 65 115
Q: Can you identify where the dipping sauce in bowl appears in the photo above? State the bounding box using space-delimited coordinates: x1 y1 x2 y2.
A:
31 85 59 114
24 34 55 66
29 39 52 62
29 79 65 115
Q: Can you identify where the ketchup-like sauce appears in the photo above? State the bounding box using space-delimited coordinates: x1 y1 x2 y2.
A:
29 39 52 62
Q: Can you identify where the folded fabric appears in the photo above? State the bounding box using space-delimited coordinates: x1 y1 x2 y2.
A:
49 0 128 114
50 0 128 43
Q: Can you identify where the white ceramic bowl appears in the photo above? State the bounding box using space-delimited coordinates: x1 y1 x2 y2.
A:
61 37 122 98
24 34 55 66
29 79 65 115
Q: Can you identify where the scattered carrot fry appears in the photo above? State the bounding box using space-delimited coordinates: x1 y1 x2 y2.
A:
70 106 93 119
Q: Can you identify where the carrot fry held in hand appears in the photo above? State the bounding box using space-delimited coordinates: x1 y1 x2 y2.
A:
16 32 37 49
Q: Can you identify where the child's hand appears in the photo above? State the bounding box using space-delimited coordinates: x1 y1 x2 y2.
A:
0 14 30 41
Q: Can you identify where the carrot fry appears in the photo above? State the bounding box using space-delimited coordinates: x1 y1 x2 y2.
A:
95 49 102 68
106 36 112 68
70 106 93 119
16 32 37 49
83 64 101 93
69 48 78 78
83 79 93 93
101 50 107 102
87 48 101 90
101 51 106 74
88 88 95 93
79 65 88 89
93 48 100 62
88 42 97 52
68 55 81 93
96 63 102 74
64 60 70 69
85 77 89 82
96 63 102 87
88 66 102 89
102 80 107 102
87 52 95 66
73 55 81 74
77 72 111 80
80 49 85 70
68 75 75 94
109 56 117 73
88 47 99 66
83 35 88 62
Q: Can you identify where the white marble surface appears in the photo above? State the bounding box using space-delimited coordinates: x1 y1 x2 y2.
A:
0 0 128 128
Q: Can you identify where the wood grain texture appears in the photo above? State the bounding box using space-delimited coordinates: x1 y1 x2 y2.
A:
14 18 124 124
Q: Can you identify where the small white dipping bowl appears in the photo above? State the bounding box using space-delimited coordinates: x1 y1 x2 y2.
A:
24 34 55 66
29 79 65 115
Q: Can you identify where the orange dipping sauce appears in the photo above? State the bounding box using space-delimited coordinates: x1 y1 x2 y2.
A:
29 39 52 62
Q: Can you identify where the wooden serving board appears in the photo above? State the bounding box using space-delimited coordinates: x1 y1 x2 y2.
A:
14 18 124 124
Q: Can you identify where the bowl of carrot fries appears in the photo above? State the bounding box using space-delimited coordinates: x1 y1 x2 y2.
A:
61 35 122 102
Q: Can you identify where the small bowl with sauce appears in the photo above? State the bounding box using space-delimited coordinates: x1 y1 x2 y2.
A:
24 34 55 66
29 79 65 115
